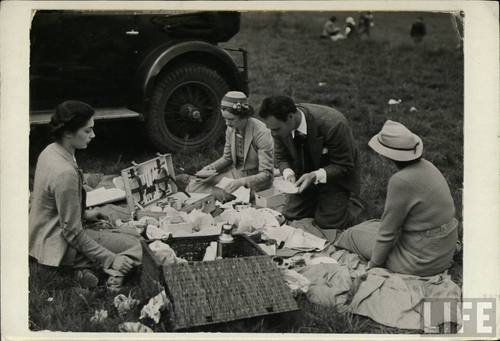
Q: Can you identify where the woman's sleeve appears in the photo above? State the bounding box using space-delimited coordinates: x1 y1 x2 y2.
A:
370 175 412 267
54 170 116 269
241 128 274 190
208 127 233 171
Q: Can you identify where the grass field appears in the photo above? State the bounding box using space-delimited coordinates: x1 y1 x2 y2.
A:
28 11 463 333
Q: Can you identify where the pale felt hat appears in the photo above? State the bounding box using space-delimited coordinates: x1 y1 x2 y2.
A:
221 91 248 109
368 120 423 161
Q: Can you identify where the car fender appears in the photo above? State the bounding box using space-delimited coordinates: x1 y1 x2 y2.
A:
134 40 242 103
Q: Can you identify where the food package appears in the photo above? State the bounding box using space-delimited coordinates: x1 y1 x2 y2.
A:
148 240 187 265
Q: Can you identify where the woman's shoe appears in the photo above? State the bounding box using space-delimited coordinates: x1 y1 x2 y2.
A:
73 269 99 288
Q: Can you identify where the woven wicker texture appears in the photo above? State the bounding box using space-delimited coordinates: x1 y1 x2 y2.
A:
163 256 298 330
140 235 298 330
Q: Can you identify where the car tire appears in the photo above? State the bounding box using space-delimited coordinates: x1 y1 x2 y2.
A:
147 63 229 153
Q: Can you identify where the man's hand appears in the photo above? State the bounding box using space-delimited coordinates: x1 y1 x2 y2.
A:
224 178 245 193
111 255 134 274
84 209 110 223
295 172 317 193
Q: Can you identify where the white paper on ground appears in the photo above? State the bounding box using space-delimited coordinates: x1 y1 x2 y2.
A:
86 187 126 207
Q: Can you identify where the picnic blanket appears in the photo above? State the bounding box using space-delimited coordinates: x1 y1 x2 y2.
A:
85 172 462 330
284 243 462 330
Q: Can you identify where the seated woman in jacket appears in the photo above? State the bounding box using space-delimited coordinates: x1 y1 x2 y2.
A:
29 100 142 289
187 91 274 194
335 120 458 277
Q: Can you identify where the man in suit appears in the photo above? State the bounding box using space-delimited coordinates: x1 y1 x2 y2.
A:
258 95 360 230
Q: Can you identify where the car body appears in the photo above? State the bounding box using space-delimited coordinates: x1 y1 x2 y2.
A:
30 10 248 152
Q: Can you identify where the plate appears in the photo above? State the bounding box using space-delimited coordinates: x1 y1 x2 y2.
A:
274 179 299 194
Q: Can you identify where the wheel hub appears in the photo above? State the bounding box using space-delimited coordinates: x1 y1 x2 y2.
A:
179 103 202 122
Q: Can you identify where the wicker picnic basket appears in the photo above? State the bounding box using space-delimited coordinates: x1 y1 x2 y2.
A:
141 234 299 330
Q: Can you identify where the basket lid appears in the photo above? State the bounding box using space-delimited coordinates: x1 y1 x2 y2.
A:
162 256 299 330
120 154 177 213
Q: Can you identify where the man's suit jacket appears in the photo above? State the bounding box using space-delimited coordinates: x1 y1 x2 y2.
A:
274 103 360 194
209 117 274 190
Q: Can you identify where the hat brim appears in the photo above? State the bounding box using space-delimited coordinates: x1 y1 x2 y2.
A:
368 134 423 161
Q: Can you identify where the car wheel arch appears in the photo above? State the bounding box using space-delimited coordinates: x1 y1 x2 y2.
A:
135 41 243 107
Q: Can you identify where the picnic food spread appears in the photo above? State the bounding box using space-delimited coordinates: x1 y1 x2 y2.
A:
79 153 461 331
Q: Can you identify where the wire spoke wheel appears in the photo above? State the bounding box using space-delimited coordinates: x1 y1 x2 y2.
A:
147 63 229 152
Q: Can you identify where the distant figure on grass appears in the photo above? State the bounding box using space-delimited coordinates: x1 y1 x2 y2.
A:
344 17 358 39
187 91 274 195
410 17 427 43
258 96 362 232
358 11 374 38
335 120 458 276
29 101 142 291
320 16 344 41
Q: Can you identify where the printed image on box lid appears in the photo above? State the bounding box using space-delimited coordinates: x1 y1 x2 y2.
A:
121 154 177 212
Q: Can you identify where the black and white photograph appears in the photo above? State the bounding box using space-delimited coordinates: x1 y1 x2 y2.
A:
1 0 499 339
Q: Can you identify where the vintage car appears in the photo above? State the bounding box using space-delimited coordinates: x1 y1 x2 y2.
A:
30 10 248 152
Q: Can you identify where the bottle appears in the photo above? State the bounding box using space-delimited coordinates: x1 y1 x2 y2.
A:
217 223 234 258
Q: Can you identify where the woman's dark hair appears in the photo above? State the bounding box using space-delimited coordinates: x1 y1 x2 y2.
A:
221 103 254 118
49 100 95 141
258 96 297 122
393 157 422 169
330 16 337 22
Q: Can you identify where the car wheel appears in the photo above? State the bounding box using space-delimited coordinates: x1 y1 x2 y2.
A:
147 63 229 153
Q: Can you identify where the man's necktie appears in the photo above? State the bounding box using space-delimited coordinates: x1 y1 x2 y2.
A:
293 132 307 175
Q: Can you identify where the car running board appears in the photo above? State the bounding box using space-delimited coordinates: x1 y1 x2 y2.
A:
30 107 143 125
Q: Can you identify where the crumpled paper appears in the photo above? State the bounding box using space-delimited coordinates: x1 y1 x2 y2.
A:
140 290 171 324
90 309 108 323
118 321 153 333
145 224 171 240
114 293 140 316
148 241 187 265
139 216 160 226
262 225 327 251
188 209 215 231
258 208 286 225
281 269 311 296
220 207 280 234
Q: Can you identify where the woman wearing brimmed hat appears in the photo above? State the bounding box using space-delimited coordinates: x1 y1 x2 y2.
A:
335 120 458 276
187 91 274 194
29 100 142 290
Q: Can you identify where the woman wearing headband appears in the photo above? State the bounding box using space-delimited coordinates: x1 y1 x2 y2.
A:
335 120 458 276
188 91 274 194
29 100 141 290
